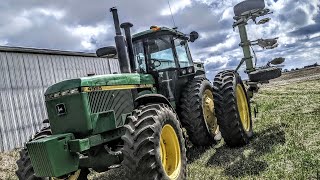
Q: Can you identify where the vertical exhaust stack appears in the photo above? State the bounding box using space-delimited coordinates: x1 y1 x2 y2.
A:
121 22 136 72
110 7 131 73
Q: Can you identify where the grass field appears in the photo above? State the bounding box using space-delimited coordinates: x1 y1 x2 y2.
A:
0 72 319 180
186 79 320 179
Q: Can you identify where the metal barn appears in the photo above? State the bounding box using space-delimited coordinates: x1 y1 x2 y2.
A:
0 46 120 152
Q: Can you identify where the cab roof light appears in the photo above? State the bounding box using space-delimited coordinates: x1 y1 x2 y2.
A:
150 25 161 31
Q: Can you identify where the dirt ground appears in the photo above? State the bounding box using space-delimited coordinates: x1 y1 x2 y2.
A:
1 66 319 180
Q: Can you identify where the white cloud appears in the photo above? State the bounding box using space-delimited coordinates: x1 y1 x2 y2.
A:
22 8 65 20
37 8 65 20
66 24 109 50
0 16 32 36
209 34 238 52
0 0 318 75
219 7 233 22
0 39 8 45
161 0 192 16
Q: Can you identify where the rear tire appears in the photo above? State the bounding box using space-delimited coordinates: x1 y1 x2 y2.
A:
179 77 219 146
213 71 253 147
16 126 89 180
121 103 187 180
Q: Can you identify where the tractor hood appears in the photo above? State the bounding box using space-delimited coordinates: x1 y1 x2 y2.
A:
45 73 155 95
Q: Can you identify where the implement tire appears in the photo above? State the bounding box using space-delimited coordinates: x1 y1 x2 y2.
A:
180 77 219 146
122 103 187 180
213 71 253 147
15 126 89 180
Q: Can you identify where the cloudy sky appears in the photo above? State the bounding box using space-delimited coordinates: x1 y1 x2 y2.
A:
0 0 319 78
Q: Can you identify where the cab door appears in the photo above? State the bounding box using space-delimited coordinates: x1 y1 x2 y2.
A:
172 38 195 102
145 35 179 103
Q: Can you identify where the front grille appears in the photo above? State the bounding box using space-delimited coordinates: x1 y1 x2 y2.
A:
88 90 134 125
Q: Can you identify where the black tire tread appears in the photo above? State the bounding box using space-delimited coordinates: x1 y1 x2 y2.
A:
179 77 215 146
121 103 187 180
213 70 253 147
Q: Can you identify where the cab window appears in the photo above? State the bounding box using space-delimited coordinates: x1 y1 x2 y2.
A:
133 40 147 73
174 39 193 68
146 35 176 71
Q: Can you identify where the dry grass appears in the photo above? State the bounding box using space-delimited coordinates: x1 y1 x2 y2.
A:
1 76 319 180
0 150 19 180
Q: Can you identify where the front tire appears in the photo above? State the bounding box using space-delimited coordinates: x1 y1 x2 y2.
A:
121 103 187 180
213 71 253 147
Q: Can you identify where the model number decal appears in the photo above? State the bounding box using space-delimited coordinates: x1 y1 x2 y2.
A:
82 84 153 92
87 86 102 92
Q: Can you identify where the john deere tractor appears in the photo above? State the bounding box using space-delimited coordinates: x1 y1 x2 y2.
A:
16 1 282 179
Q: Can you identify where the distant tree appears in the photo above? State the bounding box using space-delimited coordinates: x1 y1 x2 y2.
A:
291 68 295 71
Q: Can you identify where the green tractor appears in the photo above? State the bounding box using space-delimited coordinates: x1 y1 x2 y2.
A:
15 1 280 179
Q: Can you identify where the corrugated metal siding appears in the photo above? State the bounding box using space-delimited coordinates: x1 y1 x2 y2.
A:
0 51 120 152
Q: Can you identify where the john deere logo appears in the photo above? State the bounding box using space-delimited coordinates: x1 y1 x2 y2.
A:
56 103 67 116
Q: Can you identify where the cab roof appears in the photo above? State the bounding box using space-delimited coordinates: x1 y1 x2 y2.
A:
132 26 188 41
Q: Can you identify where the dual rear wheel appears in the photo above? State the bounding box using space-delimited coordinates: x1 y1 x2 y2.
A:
180 77 219 146
213 71 253 147
180 71 253 148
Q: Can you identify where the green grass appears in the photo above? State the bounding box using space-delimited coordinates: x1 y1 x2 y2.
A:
1 80 319 179
187 80 320 179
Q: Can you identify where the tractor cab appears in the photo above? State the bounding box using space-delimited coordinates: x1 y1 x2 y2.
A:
131 26 200 103
132 26 194 73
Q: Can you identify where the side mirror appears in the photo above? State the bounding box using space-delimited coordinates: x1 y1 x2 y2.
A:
189 31 199 42
96 46 117 58
270 57 285 65
180 40 186 46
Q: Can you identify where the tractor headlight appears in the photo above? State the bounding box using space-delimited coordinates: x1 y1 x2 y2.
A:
61 90 70 96
188 67 194 74
45 94 54 100
46 88 80 100
53 92 61 98
69 88 79 94
182 69 187 75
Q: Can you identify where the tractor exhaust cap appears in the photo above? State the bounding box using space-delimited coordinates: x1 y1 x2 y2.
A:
110 7 131 73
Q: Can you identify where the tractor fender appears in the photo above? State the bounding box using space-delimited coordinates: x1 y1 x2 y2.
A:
134 94 174 110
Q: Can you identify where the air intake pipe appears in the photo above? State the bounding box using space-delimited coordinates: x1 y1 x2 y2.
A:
121 22 136 72
110 7 131 73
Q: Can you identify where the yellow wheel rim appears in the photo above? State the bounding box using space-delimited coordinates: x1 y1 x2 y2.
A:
202 89 219 135
236 84 250 131
50 170 81 180
160 124 181 180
